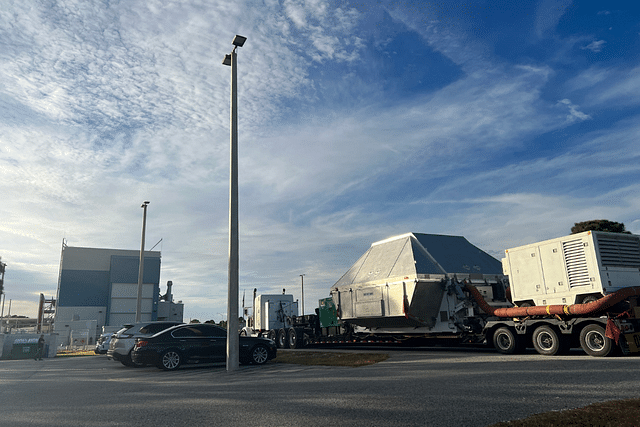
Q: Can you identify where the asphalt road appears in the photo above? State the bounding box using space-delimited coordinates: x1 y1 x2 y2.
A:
1 348 639 427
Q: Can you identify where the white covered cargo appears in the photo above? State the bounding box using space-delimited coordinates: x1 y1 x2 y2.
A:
331 233 508 334
502 230 640 306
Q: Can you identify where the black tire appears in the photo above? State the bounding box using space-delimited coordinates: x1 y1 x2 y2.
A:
123 350 145 367
276 329 287 348
532 325 568 356
287 328 300 349
267 330 276 341
493 327 525 354
120 352 136 367
159 350 182 371
581 295 600 304
579 324 613 357
249 345 269 365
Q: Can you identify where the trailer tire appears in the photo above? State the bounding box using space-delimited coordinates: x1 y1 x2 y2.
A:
277 329 287 348
581 295 600 304
267 330 276 341
493 327 524 354
516 301 534 308
287 328 300 349
579 324 613 357
532 325 568 356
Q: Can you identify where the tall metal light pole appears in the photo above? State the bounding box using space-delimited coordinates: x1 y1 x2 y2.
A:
300 274 305 316
223 34 246 371
136 201 150 323
0 258 6 330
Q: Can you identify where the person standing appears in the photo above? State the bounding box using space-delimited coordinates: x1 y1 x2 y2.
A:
34 335 45 360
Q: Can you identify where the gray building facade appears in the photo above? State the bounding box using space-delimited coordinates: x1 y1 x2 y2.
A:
54 244 162 334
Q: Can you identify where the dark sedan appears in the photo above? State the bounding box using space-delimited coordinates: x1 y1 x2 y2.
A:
131 323 277 370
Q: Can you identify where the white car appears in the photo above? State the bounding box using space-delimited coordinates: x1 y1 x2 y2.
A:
94 333 113 354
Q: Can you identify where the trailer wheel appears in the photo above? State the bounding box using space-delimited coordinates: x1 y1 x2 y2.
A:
579 324 613 357
287 328 300 349
581 295 600 304
493 327 524 354
277 329 287 348
267 330 276 341
532 325 568 356
516 301 534 308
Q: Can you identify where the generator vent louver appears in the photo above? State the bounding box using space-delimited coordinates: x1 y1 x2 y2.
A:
596 235 640 268
563 239 590 287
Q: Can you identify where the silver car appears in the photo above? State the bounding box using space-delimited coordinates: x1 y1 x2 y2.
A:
94 333 113 354
107 321 183 366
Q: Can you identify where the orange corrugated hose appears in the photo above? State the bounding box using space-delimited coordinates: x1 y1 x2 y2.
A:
465 284 640 318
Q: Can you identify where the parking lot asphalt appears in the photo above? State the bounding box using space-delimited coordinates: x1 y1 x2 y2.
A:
1 347 640 427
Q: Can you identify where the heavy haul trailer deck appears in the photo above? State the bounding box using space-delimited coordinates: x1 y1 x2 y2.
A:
249 232 640 357
254 233 512 348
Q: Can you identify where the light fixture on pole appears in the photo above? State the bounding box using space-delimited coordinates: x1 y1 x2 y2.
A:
136 201 150 323
222 34 246 372
300 274 305 316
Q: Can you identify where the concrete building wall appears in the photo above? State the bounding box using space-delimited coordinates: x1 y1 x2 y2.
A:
157 300 184 321
54 246 162 341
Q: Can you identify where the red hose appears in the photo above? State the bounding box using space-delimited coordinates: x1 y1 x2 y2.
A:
465 284 640 318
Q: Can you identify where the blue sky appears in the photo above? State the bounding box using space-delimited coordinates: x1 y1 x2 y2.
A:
1 0 639 321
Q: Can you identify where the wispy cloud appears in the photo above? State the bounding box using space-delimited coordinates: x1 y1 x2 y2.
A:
557 98 591 122
581 40 606 53
534 0 573 39
1 0 639 320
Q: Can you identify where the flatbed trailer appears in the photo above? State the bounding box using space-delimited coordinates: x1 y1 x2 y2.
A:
246 232 640 357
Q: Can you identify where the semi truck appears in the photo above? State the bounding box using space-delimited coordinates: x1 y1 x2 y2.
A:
243 231 640 357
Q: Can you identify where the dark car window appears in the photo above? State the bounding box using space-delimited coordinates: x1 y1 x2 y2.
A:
207 325 226 337
195 324 226 337
171 325 226 338
122 326 138 334
171 326 200 338
140 323 179 334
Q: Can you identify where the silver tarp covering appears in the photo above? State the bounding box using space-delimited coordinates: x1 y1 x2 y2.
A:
331 233 502 329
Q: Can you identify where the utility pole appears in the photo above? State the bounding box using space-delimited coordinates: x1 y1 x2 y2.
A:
300 274 305 316
136 201 150 322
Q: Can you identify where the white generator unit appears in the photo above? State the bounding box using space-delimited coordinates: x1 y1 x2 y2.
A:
502 231 640 306
252 294 299 332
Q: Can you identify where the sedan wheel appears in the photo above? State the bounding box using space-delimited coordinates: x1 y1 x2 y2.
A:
250 345 269 365
159 350 182 371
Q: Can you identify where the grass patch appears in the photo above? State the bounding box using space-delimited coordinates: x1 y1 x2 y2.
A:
488 398 640 427
56 350 99 357
274 350 389 367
